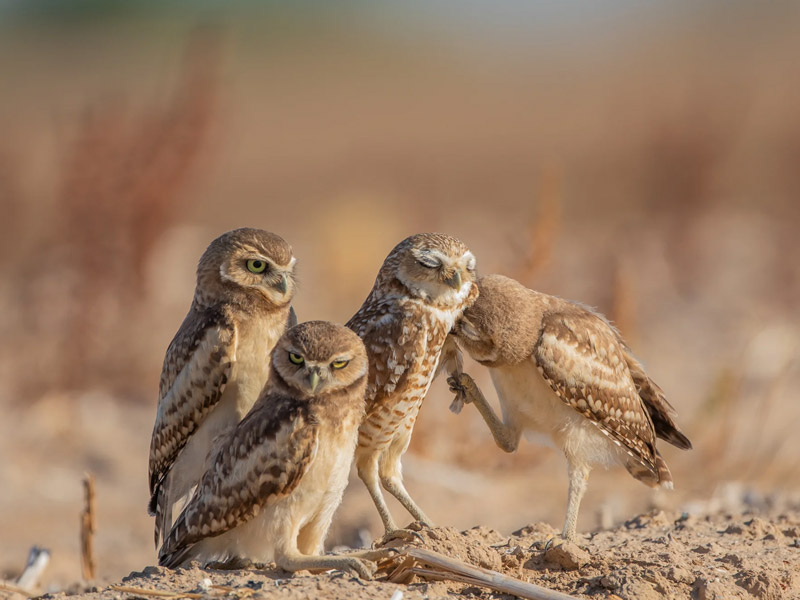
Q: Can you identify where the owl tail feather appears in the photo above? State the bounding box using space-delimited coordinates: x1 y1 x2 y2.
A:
158 511 194 569
150 476 173 551
625 450 673 489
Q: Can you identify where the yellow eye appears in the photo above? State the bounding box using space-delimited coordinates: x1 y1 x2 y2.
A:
288 352 304 365
331 359 349 369
246 259 267 274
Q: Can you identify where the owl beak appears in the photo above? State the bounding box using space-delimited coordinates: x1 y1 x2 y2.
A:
274 273 289 295
445 270 462 290
307 368 321 393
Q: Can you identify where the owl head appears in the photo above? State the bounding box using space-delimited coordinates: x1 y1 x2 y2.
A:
194 228 296 309
271 321 368 399
453 274 541 366
381 233 477 309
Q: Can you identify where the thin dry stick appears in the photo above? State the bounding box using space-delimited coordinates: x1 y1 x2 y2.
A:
0 580 35 597
108 585 203 598
392 547 579 600
209 585 256 598
611 258 637 345
80 473 96 580
518 162 562 284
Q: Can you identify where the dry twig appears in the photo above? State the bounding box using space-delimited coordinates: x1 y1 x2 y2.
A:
81 474 96 580
108 585 204 599
385 547 578 600
106 583 255 599
0 580 35 598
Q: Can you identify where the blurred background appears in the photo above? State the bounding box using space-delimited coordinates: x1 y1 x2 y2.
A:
1 0 799 591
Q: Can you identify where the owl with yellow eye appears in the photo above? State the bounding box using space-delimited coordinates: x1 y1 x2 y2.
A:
159 321 393 578
148 228 298 551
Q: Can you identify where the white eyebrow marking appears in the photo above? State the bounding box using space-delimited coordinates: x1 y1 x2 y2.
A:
462 251 476 270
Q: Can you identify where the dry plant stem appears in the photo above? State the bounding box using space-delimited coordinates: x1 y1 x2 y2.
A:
108 585 203 598
209 584 256 598
0 580 36 597
397 548 578 600
518 163 562 283
611 258 637 344
80 474 96 580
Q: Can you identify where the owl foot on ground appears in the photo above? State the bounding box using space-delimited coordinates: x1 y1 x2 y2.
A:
206 556 256 570
542 535 590 570
374 521 429 547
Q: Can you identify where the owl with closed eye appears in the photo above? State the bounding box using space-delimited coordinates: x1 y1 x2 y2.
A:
346 233 478 537
448 274 692 543
148 228 297 550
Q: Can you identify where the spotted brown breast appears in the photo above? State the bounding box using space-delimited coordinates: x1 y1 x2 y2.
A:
348 297 449 452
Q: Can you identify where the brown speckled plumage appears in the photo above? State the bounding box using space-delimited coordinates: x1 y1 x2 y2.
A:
347 233 478 534
159 321 375 577
451 274 691 541
148 228 297 550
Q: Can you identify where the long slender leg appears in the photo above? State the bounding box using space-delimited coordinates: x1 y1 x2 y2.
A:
381 477 432 525
379 463 432 526
355 447 399 533
449 373 521 453
378 430 433 526
562 460 591 542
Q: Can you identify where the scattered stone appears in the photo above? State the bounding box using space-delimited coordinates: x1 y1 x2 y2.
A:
625 510 670 530
735 569 784 600
667 566 694 584
722 524 744 534
543 540 589 570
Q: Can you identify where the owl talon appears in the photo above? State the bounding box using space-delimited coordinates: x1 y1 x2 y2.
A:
346 558 377 580
206 556 255 570
543 534 562 552
375 527 425 547
447 376 470 402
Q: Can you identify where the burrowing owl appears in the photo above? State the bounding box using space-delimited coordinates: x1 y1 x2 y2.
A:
448 274 691 542
148 228 297 549
158 321 392 578
346 233 478 535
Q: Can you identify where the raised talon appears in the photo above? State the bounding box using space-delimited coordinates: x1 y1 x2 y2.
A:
447 376 470 403
457 372 478 390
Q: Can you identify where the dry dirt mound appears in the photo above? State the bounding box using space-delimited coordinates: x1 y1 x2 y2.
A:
25 509 800 600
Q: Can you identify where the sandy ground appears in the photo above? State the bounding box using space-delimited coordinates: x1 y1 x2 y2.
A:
2 392 798 599
7 506 799 600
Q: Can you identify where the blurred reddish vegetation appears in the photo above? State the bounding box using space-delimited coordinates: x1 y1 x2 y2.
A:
1 28 220 395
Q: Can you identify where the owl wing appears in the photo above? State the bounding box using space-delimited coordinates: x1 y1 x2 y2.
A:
348 302 427 407
623 348 692 450
148 307 237 514
533 309 660 478
158 395 318 568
